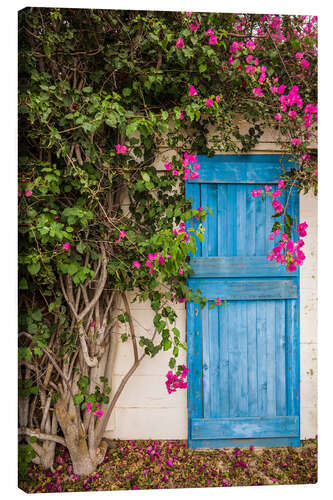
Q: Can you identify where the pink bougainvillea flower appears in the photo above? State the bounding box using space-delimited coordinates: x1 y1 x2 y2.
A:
272 199 283 213
115 230 127 243
265 185 272 191
93 409 104 418
273 229 280 236
164 161 172 170
145 260 152 268
246 54 254 63
295 52 304 60
274 112 282 121
269 234 274 240
179 268 184 275
209 35 218 45
245 65 255 74
251 188 262 198
190 20 200 31
258 72 266 84
172 169 179 176
85 402 92 412
115 144 127 154
215 297 221 305
179 111 184 120
278 179 285 189
271 189 281 198
253 58 259 65
189 85 198 96
132 261 141 269
301 59 310 70
205 98 214 107
288 110 297 119
62 242 70 251
252 87 263 97
297 221 308 237
287 263 297 272
158 255 166 266
205 28 214 36
246 39 256 51
277 84 286 94
176 37 183 49
25 189 33 197
270 85 278 94
292 137 301 146
216 95 220 102
186 12 192 16
91 320 96 327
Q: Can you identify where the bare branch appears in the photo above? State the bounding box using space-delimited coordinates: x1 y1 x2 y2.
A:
18 428 66 446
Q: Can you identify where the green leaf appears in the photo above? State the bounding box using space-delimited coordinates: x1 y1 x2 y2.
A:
19 278 29 290
169 357 176 369
27 262 40 275
73 393 84 405
141 172 150 183
126 121 138 136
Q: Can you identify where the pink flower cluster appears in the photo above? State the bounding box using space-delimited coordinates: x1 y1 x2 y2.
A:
266 230 306 272
115 230 127 243
173 221 190 243
303 103 317 129
18 189 33 197
183 152 200 180
144 252 171 274
164 161 179 176
61 242 70 251
205 27 218 45
85 402 103 418
165 365 189 394
115 144 127 154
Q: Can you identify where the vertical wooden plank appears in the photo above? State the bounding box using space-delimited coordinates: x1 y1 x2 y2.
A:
255 186 265 255
217 185 228 257
275 300 287 416
228 302 243 417
246 187 256 256
239 302 249 416
200 184 216 257
187 301 203 446
227 184 236 256
208 305 221 417
265 186 276 255
219 304 230 417
256 300 267 415
266 300 276 416
286 299 300 418
247 301 258 416
186 182 201 258
236 185 247 256
201 303 210 418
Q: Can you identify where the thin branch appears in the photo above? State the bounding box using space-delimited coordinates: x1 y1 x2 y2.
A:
18 428 66 446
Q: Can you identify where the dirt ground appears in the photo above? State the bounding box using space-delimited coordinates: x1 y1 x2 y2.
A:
19 438 317 493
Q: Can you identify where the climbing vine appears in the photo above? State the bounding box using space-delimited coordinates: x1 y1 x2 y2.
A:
18 8 317 476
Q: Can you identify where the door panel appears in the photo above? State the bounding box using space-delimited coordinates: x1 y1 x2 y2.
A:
186 155 300 449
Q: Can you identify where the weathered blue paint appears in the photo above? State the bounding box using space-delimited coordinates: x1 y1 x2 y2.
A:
186 154 300 449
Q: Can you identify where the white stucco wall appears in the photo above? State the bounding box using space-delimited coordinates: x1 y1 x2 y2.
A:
104 133 317 442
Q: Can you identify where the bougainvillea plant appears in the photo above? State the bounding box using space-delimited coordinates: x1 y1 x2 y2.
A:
18 8 317 476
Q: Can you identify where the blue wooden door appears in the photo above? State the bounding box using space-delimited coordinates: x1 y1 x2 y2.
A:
186 155 300 449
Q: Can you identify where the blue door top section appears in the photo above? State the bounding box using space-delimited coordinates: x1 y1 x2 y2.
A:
188 154 295 184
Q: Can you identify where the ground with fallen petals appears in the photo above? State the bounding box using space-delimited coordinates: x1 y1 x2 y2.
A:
19 438 317 493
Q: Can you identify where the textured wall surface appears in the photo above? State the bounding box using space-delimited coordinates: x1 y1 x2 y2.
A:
104 143 317 442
